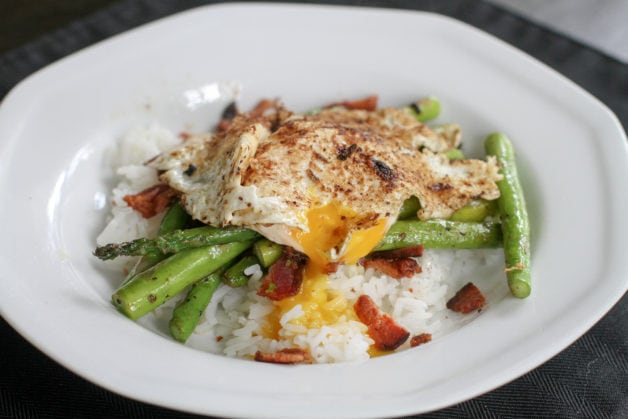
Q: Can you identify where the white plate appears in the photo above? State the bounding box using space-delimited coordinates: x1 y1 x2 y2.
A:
0 3 626 418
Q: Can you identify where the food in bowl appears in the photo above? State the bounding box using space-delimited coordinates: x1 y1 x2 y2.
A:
94 95 530 363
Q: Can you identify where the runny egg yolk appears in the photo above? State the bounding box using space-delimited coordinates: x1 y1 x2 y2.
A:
293 201 388 269
263 202 388 339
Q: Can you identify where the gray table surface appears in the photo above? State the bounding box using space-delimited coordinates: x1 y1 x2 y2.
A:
486 0 628 63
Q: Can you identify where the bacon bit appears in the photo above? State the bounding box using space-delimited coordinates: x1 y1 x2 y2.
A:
257 248 308 301
410 333 432 347
323 262 339 274
359 257 422 279
216 336 223 342
216 102 240 132
222 101 239 119
360 245 423 279
254 348 312 364
354 295 409 351
446 282 486 314
123 184 178 218
178 131 192 140
368 245 424 259
249 98 279 117
325 95 378 111
217 118 233 132
218 99 282 132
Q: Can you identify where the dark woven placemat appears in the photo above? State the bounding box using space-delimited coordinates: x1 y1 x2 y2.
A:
1 1 626 418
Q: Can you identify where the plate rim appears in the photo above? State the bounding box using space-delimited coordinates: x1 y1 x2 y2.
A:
0 3 627 418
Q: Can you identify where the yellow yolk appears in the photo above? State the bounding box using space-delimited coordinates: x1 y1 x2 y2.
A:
263 202 388 339
277 272 351 326
367 346 390 358
292 201 388 267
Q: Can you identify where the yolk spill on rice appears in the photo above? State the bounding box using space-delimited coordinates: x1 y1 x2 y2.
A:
367 346 390 358
263 202 387 339
263 274 352 339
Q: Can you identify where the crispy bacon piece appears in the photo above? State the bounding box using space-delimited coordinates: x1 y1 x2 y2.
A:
359 257 422 279
354 295 409 351
248 98 279 117
410 333 432 348
368 245 424 259
254 348 312 364
257 248 308 301
218 99 282 132
325 95 378 111
123 184 178 219
446 282 486 314
359 245 424 279
323 262 339 274
217 120 231 132
178 131 192 140
217 102 239 132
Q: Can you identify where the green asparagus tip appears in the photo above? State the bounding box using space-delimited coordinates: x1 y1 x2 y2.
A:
508 277 531 299
444 148 464 161
408 96 441 122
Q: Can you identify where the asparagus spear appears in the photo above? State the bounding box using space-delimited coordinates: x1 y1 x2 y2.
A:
397 196 421 220
158 201 192 235
222 255 260 287
398 194 495 223
374 219 502 251
484 132 531 298
169 267 225 343
448 199 498 223
143 201 194 266
252 239 283 268
98 218 501 265
112 241 253 320
94 226 260 260
407 96 441 122
444 148 465 161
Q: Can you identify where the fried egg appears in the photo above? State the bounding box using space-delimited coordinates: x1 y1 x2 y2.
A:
150 104 501 272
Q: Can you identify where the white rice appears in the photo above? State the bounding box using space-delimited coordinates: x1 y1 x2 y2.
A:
99 125 505 363
96 124 180 274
